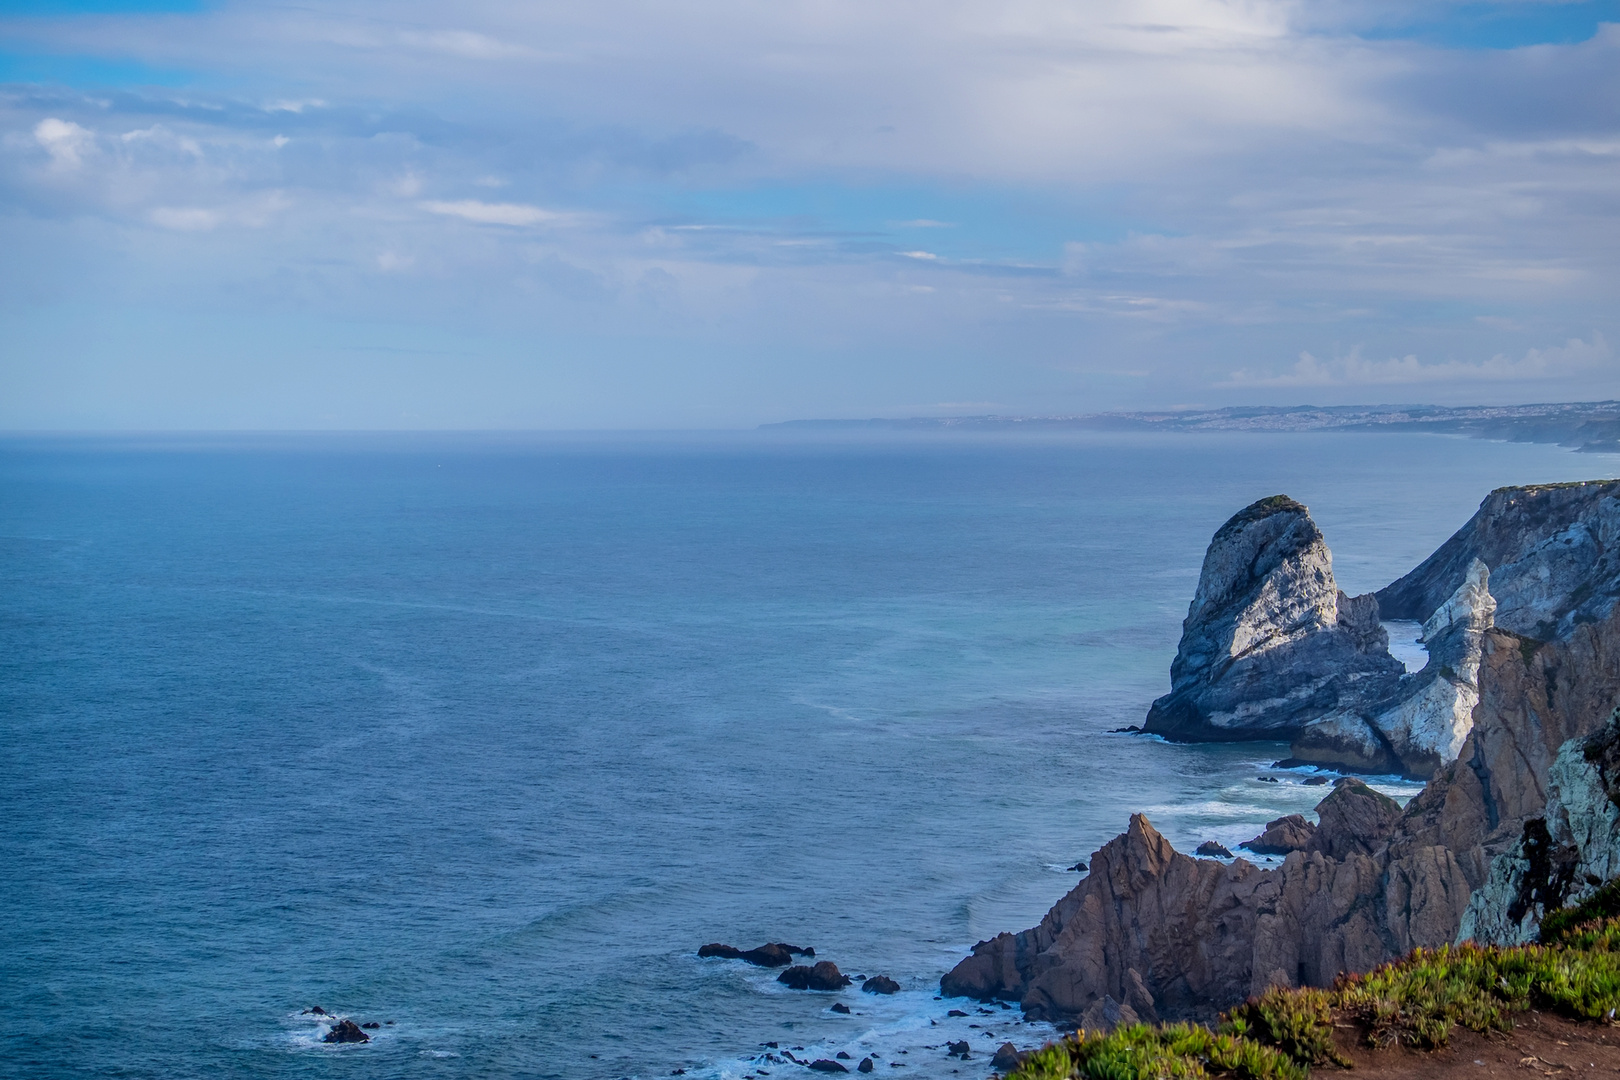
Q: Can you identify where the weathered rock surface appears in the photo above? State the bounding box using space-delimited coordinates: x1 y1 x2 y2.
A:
1378 480 1620 640
779 961 852 991
946 480 1620 1024
1144 495 1405 744
1195 841 1234 858
1291 559 1497 778
1240 815 1315 856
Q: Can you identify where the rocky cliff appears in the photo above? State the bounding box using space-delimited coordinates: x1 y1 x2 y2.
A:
945 478 1620 1027
1142 495 1404 743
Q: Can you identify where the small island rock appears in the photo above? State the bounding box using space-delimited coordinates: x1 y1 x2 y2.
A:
323 1019 369 1044
861 975 901 994
778 961 853 991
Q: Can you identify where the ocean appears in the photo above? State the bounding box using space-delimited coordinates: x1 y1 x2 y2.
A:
1 429 1610 1080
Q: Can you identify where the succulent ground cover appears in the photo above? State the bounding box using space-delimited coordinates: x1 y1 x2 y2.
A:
1005 894 1620 1080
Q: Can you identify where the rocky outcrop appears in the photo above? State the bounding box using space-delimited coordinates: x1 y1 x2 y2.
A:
941 781 1471 1022
1460 707 1620 944
1378 480 1620 639
947 480 1620 1024
323 1019 369 1044
1144 496 1405 744
1289 559 1496 778
1241 815 1315 856
860 975 900 994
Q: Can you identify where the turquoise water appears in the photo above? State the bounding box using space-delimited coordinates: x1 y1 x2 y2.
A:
1 430 1609 1079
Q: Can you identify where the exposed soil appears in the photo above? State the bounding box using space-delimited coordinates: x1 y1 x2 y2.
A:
1330 1011 1620 1078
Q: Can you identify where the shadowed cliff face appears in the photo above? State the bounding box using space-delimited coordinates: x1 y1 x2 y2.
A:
946 480 1620 1026
1143 495 1404 743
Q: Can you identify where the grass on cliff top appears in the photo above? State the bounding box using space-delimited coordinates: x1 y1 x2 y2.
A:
1006 910 1620 1080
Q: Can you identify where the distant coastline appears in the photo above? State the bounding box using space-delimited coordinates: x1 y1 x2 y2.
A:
764 401 1620 454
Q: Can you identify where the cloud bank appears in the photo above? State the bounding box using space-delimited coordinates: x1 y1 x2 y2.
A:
0 0 1617 427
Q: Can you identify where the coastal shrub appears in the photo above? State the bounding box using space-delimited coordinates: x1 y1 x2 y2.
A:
1223 986 1346 1067
1542 878 1620 944
1007 931 1620 1080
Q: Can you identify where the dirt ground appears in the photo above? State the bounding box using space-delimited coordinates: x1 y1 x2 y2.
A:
1330 1011 1620 1078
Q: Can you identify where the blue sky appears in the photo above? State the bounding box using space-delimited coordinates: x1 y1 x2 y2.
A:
1 0 1617 428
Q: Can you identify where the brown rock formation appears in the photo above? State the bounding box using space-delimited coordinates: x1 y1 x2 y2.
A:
944 480 1620 1024
1240 815 1315 856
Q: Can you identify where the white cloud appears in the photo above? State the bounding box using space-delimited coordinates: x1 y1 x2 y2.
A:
1225 334 1611 387
34 118 94 169
396 29 536 60
419 200 567 226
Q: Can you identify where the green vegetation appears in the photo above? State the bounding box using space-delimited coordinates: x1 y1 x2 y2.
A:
1005 897 1620 1080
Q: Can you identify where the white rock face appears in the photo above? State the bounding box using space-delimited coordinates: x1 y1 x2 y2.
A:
1369 560 1496 774
1460 711 1620 946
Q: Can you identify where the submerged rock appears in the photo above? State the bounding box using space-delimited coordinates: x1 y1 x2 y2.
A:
808 1060 848 1073
778 962 852 991
323 1020 369 1044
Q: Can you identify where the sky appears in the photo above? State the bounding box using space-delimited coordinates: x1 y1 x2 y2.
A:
0 0 1617 429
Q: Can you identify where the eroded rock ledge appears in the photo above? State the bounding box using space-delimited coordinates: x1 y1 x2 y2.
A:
945 478 1620 1027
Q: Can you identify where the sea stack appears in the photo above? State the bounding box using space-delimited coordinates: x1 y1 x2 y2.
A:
1142 495 1403 743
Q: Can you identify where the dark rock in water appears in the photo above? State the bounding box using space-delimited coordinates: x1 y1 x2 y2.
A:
946 1040 970 1058
809 1060 849 1073
1240 814 1315 855
1067 861 1088 872
702 942 801 967
861 975 901 994
836 1052 852 1060
323 1019 369 1044
1108 726 1142 733
858 1058 874 1073
1195 841 1233 858
360 1022 379 1029
1142 495 1404 745
304 1006 329 1016
830 1002 851 1014
946 1009 968 1017
778 961 852 991
1304 775 1330 785
1256 776 1278 783
991 1043 1024 1071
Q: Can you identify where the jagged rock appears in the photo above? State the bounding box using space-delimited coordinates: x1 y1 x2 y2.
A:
1312 779 1403 860
778 961 852 991
861 975 900 994
1196 841 1234 858
1144 496 1404 743
945 1040 970 1058
1241 815 1315 856
323 1019 369 1044
991 1043 1024 1072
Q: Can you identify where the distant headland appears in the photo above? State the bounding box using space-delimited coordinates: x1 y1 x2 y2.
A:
763 401 1620 454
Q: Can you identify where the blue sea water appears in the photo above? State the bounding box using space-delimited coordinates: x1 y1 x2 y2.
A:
1 429 1611 1080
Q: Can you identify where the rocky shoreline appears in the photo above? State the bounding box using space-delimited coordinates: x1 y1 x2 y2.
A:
942 478 1620 1029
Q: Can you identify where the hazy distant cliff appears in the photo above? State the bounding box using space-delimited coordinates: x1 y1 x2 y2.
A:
943 478 1620 1026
